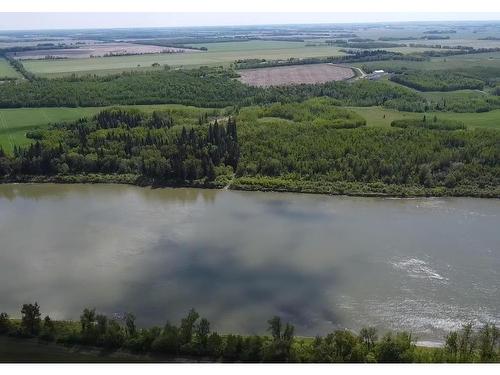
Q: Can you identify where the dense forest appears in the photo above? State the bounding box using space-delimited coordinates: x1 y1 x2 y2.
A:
0 108 238 187
0 68 255 108
1 65 498 113
0 68 434 111
1 303 498 363
391 70 485 91
1 104 498 197
254 98 366 128
234 100 499 197
0 66 433 112
252 79 429 112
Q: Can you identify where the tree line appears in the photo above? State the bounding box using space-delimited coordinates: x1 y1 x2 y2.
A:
0 303 498 363
3 56 36 81
391 116 466 130
330 40 404 49
0 68 255 108
418 47 500 58
391 70 485 91
234 50 425 69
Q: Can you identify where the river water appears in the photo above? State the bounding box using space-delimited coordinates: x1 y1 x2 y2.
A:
0 184 499 343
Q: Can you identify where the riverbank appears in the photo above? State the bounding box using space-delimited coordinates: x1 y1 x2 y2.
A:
0 173 226 190
1 173 498 198
231 176 500 198
0 325 442 363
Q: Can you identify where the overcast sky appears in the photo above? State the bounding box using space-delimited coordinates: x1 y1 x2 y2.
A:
0 12 499 31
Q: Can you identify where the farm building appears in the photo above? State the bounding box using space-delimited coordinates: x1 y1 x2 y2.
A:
367 69 387 80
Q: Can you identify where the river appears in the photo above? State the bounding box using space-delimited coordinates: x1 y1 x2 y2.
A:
0 184 499 344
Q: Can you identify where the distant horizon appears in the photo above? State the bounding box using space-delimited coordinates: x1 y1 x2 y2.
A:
1 12 500 31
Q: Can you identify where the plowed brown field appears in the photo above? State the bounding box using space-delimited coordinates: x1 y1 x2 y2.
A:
238 64 355 87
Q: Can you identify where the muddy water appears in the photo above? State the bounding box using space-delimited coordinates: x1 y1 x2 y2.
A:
0 184 499 342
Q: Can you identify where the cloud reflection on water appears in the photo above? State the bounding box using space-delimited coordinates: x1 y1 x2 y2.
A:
0 184 499 340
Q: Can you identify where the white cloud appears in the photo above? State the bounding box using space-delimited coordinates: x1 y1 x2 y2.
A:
1 0 500 13
0 12 499 30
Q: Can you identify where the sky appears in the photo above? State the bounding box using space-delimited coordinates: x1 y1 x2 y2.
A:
0 12 500 31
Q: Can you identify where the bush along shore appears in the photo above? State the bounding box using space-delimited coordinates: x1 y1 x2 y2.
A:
1 303 499 363
0 104 498 198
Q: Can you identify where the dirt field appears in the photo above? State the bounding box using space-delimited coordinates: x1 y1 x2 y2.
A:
237 64 355 87
9 43 198 60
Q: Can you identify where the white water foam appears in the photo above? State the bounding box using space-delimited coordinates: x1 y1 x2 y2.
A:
391 257 448 282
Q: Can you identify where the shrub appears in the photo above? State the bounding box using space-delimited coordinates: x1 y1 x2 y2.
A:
0 312 11 334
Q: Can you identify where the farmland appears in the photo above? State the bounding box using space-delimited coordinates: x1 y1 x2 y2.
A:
0 57 21 79
9 42 195 60
0 107 101 152
2 22 500 79
237 64 354 87
22 41 346 77
347 106 500 128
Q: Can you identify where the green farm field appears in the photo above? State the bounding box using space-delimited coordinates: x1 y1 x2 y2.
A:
22 41 346 77
0 104 218 153
186 40 315 51
0 107 100 152
348 106 500 128
0 57 21 79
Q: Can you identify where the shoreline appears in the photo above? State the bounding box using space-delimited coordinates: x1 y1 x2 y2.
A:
1 174 499 199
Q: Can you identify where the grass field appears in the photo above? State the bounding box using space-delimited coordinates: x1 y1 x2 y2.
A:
419 89 489 100
0 58 21 79
0 107 101 152
186 40 312 52
348 106 500 128
0 104 217 153
22 41 346 77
